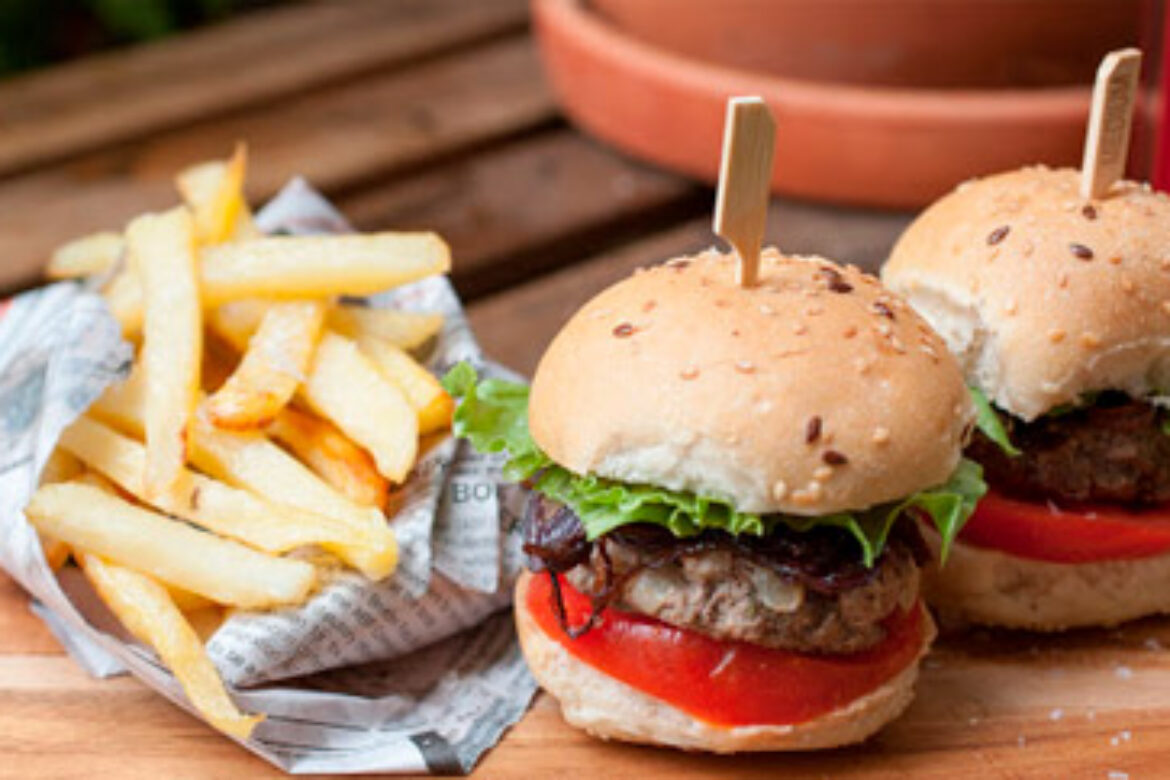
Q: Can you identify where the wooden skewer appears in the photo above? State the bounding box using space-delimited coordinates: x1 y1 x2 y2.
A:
1080 48 1142 200
713 97 776 287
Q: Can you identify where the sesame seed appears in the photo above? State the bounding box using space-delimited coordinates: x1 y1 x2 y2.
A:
1082 204 1098 220
1121 276 1135 293
613 322 635 338
679 365 699 380
1081 333 1101 348
771 481 788 500
1070 243 1094 260
889 336 907 353
872 426 891 445
735 360 755 374
1022 240 1035 257
792 483 823 504
793 324 808 335
823 450 848 466
843 325 858 339
665 258 690 269
806 416 823 443
1108 255 1122 266
1048 329 1066 343
642 300 657 312
1058 272 1070 288
759 304 775 315
987 225 1011 245
813 465 833 481
872 301 895 320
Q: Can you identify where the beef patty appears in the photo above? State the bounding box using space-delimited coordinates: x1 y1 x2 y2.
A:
522 494 925 655
968 397 1170 506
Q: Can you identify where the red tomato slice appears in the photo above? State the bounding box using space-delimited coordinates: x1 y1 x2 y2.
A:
959 488 1170 563
526 571 926 727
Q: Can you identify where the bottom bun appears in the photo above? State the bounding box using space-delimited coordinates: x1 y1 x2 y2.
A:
514 570 934 753
922 530 1170 631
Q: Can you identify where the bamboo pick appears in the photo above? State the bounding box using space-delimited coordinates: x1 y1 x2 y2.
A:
713 97 776 288
1080 48 1142 200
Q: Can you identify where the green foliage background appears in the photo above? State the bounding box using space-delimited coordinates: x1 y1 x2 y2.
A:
0 0 286 77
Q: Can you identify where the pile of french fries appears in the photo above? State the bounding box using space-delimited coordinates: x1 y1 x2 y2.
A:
29 145 454 738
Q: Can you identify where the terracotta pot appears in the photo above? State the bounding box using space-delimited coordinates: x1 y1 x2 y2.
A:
532 0 1135 208
590 0 1140 89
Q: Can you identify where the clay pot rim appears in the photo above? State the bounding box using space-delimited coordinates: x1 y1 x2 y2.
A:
544 0 1089 122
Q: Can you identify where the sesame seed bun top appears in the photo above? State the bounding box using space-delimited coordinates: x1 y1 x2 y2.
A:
528 248 972 516
883 166 1170 421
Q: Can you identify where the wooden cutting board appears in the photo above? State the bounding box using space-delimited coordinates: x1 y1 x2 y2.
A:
1 567 1165 779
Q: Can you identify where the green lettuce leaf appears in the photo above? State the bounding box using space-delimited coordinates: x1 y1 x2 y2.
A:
444 362 985 567
969 387 1021 457
442 361 551 481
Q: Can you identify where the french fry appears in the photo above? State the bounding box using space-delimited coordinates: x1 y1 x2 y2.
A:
112 233 450 337
200 234 449 304
59 416 371 555
88 362 148 435
189 409 397 580
266 407 389 509
301 332 418 483
77 552 262 739
89 376 398 580
167 586 215 612
40 535 70 570
202 334 239 392
207 299 270 352
205 300 326 429
39 448 83 485
128 208 202 498
26 482 316 608
327 306 444 352
215 303 445 355
102 268 144 336
46 231 124 280
176 143 258 245
185 604 227 643
356 336 453 435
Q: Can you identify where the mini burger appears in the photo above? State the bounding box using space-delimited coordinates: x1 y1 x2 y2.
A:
444 249 983 752
883 166 1170 631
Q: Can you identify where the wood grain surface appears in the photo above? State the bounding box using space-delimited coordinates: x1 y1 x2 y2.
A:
1 1 1162 778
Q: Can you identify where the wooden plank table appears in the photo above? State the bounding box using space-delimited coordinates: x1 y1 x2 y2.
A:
0 2 1165 777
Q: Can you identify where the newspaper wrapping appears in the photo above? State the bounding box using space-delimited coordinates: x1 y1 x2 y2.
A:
0 179 538 775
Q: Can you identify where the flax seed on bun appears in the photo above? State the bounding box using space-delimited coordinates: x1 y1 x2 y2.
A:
528 248 972 515
882 166 1170 421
